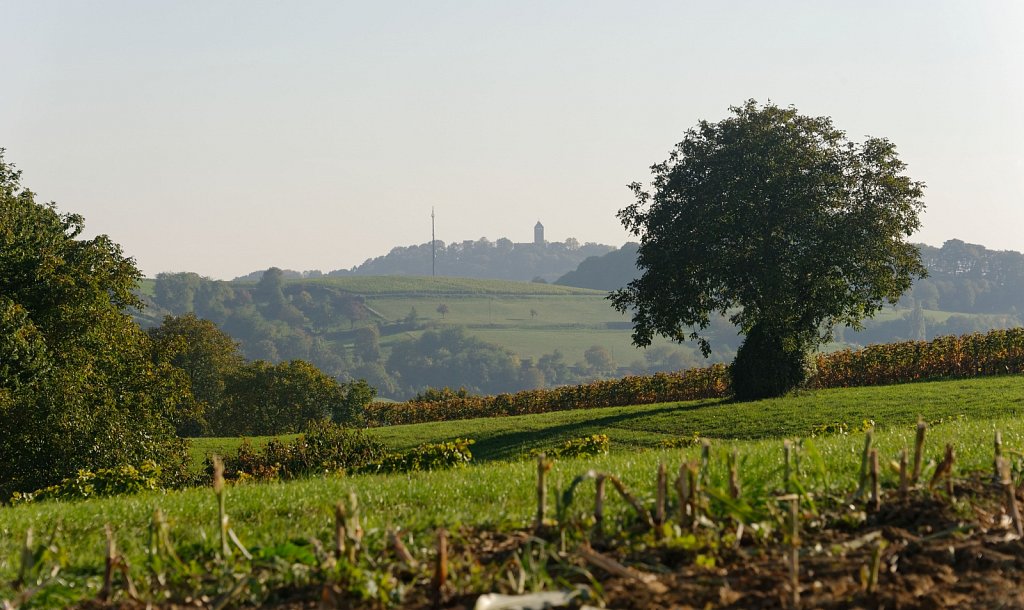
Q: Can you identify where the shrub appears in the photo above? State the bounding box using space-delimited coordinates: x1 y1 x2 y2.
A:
214 420 388 481
363 439 476 474
532 434 610 460
11 461 163 504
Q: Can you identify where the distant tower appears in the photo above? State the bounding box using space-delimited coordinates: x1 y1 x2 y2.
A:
534 220 544 246
431 207 436 276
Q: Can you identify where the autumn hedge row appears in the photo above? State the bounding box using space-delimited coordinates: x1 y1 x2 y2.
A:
364 328 1024 427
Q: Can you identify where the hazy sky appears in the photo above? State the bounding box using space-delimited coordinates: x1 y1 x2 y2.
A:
3 1 1022 279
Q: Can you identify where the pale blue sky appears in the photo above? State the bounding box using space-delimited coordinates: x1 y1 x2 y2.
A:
3 1 1022 279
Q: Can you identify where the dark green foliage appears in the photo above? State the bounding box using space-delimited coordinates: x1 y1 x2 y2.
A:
730 323 809 401
385 327 522 395
148 313 245 435
333 379 376 426
611 101 926 398
362 438 475 474
555 242 640 290
0 150 191 498
214 360 359 436
214 420 388 480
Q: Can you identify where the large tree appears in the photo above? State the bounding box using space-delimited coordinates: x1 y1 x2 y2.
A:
0 150 190 496
610 101 926 399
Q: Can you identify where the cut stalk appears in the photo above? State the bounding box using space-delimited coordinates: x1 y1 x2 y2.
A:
728 449 740 500
869 448 880 512
212 455 230 558
783 439 793 493
100 523 116 601
911 418 927 486
655 462 667 534
675 463 688 527
433 528 448 609
783 495 800 609
994 430 1003 481
594 474 606 537
334 501 346 559
700 439 711 485
855 429 873 499
535 454 548 531
997 457 1023 538
898 448 908 500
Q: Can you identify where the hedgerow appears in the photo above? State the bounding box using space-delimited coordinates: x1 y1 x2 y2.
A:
365 328 1024 426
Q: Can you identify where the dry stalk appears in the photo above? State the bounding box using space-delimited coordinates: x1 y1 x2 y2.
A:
997 457 1023 537
911 418 927 485
346 492 362 564
700 439 711 485
994 430 1003 481
433 528 448 609
388 529 418 569
334 501 346 559
688 462 701 529
577 545 668 594
535 454 549 531
607 476 655 529
779 494 800 609
783 440 793 493
212 454 230 558
866 539 888 594
929 444 955 494
855 429 873 499
675 463 688 527
728 449 740 500
100 523 116 601
594 474 606 537
869 449 881 512
898 448 909 500
655 462 667 534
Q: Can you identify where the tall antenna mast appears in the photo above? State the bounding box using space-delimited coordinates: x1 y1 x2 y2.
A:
431 207 436 277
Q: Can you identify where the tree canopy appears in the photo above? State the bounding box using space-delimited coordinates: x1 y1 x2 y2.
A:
610 101 927 399
0 149 190 496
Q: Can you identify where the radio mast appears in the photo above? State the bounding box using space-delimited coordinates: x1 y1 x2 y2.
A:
431 207 436 277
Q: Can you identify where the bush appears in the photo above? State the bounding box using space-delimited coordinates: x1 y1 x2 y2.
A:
213 420 388 481
532 434 610 459
363 439 475 474
11 461 163 504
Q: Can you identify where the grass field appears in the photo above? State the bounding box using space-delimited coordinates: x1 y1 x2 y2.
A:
5 409 1024 602
5 374 1024 604
187 375 1024 466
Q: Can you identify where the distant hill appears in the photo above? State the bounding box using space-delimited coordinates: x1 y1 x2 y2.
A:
234 236 616 283
555 242 639 291
556 239 1024 315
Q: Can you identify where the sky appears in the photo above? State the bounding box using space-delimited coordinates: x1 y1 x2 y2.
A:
3 1 1022 280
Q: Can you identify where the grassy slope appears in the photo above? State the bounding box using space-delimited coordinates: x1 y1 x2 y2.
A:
4 405 1024 595
188 375 1024 466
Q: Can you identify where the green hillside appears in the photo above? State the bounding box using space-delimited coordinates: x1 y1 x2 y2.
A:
189 374 1024 466
6 375 1024 607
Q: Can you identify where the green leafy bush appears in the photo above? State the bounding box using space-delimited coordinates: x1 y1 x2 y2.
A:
214 420 388 481
11 461 162 504
532 434 610 459
363 439 476 474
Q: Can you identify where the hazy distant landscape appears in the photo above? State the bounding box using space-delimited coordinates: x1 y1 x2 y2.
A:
136 236 1024 399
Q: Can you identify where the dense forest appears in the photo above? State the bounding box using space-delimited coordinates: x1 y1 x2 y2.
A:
234 236 614 283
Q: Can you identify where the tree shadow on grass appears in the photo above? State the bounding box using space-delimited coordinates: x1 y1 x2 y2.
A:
467 401 720 462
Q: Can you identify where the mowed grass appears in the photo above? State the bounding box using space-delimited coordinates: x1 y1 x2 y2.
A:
188 375 1024 467
4 407 1024 598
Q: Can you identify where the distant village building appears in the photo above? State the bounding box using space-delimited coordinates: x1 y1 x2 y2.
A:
534 221 545 246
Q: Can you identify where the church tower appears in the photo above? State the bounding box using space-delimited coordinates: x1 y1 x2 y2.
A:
534 221 544 246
